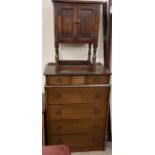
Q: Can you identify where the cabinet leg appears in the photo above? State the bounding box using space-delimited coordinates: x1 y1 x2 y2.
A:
92 45 97 64
55 45 59 63
55 45 59 72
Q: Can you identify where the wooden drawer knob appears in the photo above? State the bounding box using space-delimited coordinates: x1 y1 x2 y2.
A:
95 92 101 98
94 108 100 114
56 110 62 115
57 78 63 83
55 93 61 99
56 139 62 144
56 125 62 131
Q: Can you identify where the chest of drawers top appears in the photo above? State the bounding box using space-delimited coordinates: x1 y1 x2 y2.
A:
44 63 111 76
44 63 111 85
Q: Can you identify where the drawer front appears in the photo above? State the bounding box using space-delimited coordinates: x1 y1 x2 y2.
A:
46 75 110 85
47 104 107 120
48 134 104 148
46 86 110 104
47 119 105 135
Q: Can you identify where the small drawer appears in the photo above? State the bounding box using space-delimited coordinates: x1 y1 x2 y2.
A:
46 75 110 85
45 86 110 104
47 104 107 120
86 75 110 84
48 134 104 148
46 76 71 85
47 119 105 135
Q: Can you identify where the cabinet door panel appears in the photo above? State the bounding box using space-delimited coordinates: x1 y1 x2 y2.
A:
77 4 97 42
58 4 76 42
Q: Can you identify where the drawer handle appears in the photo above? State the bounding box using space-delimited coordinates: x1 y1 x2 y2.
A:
94 108 100 114
56 110 62 115
56 139 62 144
95 92 101 98
93 124 99 129
57 78 63 83
55 93 61 99
56 125 62 131
92 137 97 143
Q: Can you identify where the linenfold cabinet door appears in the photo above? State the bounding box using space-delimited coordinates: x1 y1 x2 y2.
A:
77 4 97 43
56 3 76 42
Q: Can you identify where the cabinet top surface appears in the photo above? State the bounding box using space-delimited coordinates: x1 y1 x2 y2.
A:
52 0 104 4
44 63 111 76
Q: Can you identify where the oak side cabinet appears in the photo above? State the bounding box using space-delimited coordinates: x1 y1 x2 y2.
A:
52 0 102 70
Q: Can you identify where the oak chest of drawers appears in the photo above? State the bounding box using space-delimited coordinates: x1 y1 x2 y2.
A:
44 63 111 152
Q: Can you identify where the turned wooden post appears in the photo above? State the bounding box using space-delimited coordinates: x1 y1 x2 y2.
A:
92 44 97 64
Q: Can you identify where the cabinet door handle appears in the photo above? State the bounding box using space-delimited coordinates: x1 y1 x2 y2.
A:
55 93 61 99
74 19 80 24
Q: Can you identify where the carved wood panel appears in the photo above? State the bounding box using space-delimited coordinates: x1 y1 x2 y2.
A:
57 4 76 42
77 4 96 42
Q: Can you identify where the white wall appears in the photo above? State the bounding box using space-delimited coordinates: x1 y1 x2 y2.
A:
42 0 108 91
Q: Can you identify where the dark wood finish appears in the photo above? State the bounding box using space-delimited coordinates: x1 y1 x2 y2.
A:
48 134 105 151
103 2 112 70
46 75 110 85
46 86 110 104
47 118 105 135
52 0 102 71
102 2 112 142
69 146 105 152
44 63 111 151
42 94 45 145
52 0 104 4
44 63 111 76
47 103 108 120
107 110 112 141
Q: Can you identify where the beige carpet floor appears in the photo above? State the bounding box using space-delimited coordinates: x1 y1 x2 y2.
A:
71 142 112 155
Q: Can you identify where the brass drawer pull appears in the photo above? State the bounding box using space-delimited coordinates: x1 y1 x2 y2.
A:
92 137 97 143
57 78 63 83
55 93 61 99
95 92 101 98
56 139 62 144
93 124 99 129
56 110 62 115
56 125 62 131
94 108 100 114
